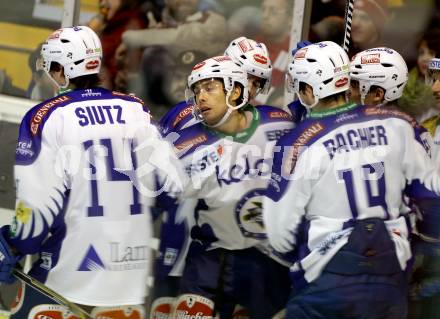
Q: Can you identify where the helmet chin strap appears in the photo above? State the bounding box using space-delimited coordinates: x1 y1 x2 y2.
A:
298 93 319 110
45 69 70 94
201 90 246 128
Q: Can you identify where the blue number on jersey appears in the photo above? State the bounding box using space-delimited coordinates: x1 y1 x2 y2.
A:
83 138 142 217
338 162 388 219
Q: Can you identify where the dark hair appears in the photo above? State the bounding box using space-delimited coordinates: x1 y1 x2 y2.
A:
320 91 346 104
419 28 440 54
50 61 101 89
70 74 101 89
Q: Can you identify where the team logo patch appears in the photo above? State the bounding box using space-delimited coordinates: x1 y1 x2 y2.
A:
361 53 380 64
253 54 267 65
85 59 100 70
235 189 266 239
15 200 32 224
335 77 349 88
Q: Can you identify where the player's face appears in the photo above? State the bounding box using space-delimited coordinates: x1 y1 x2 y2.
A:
248 74 265 100
418 41 435 77
352 10 379 47
430 71 440 108
193 78 228 125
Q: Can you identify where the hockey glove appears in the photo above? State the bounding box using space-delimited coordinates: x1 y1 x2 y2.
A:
0 226 20 284
410 234 440 300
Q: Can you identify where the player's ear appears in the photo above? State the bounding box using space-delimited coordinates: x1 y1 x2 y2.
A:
230 84 242 103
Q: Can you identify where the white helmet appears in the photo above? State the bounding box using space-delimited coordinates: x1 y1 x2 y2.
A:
350 47 408 104
286 41 350 109
224 37 272 94
39 26 102 88
186 55 249 127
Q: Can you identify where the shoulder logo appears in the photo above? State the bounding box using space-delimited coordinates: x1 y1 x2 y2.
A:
30 96 70 135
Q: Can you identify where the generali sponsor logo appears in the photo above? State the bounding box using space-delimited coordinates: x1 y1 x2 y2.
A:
112 91 145 105
364 107 418 127
361 53 380 64
283 123 324 175
269 111 291 119
30 96 70 135
175 134 208 151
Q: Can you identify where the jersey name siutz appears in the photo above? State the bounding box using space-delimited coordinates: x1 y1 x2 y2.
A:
75 105 125 126
322 125 388 159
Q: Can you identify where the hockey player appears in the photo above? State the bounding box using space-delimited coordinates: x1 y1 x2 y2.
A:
407 56 440 319
263 41 440 318
421 57 440 156
349 47 408 106
158 36 273 134
150 37 275 319
0 26 183 319
165 55 293 319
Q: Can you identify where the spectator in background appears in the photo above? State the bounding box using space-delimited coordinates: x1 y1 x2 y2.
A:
348 0 389 57
254 0 292 107
120 0 227 58
399 28 440 122
88 0 148 91
309 15 345 44
227 5 261 39
137 47 207 118
117 0 227 114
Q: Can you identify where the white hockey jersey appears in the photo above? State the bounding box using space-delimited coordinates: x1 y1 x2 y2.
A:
264 103 440 287
10 88 176 306
173 105 293 250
